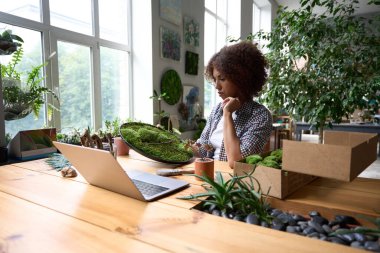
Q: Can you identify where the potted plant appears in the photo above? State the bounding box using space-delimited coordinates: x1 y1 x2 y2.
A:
245 0 380 143
0 29 23 55
1 47 59 121
0 29 24 163
103 118 130 156
178 169 272 222
185 140 214 180
149 89 169 127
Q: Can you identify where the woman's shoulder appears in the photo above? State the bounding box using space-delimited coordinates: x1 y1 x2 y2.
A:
243 100 271 115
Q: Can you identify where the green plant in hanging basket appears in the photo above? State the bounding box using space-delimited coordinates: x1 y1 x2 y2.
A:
1 47 59 120
0 29 23 55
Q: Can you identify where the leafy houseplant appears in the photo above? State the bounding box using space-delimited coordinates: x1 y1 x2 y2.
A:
1 29 24 162
0 29 23 55
150 89 169 127
247 0 380 143
1 47 58 120
178 170 272 223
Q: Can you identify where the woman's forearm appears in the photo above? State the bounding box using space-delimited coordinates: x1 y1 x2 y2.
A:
223 111 243 168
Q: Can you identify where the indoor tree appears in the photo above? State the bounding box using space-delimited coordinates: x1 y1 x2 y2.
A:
250 0 380 143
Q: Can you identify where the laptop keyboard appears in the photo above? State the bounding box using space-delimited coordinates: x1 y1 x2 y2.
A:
132 179 169 197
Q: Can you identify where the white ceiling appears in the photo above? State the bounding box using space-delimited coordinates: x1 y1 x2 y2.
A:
275 0 380 15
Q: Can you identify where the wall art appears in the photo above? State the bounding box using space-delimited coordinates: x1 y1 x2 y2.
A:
161 69 182 105
160 0 182 26
178 85 202 131
183 16 199 47
160 26 181 61
185 51 199 75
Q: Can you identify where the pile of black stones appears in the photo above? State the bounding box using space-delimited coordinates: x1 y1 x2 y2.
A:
206 206 380 252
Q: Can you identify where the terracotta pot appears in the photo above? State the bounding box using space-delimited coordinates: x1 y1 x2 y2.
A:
113 137 130 156
194 158 214 180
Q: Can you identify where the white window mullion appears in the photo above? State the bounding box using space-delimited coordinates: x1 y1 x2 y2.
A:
92 43 102 131
126 0 133 119
92 0 102 130
49 31 61 130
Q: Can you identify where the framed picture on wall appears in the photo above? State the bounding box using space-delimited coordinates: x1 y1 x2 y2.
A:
160 26 181 61
185 51 198 75
160 0 182 26
178 85 202 131
183 16 199 47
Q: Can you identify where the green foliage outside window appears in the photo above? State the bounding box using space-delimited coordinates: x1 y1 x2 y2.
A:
245 0 380 143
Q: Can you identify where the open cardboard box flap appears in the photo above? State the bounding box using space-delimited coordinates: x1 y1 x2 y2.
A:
282 131 377 181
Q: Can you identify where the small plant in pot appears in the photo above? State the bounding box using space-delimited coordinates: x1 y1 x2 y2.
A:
103 118 130 156
185 140 214 180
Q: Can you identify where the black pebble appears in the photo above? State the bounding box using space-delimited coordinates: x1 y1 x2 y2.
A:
312 215 328 226
335 215 360 226
246 213 259 225
364 241 380 252
328 236 350 245
211 209 221 216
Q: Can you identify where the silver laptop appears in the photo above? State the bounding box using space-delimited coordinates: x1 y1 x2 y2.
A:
53 141 189 201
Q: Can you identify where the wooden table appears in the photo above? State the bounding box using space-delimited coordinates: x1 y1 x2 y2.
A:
0 150 379 252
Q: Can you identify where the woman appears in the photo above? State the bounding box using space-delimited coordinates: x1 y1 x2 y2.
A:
196 41 272 168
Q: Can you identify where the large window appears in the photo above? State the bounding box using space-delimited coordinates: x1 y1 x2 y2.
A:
252 0 272 51
204 0 229 117
0 0 131 139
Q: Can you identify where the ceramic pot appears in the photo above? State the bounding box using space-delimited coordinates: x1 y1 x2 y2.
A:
194 158 214 180
113 137 130 156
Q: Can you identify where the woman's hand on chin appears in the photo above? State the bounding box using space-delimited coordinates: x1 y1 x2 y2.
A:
222 97 241 113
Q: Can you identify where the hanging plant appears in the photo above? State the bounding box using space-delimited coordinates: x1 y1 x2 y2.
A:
0 29 23 55
1 47 59 120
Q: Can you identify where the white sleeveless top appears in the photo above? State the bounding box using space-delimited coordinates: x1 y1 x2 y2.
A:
209 112 237 160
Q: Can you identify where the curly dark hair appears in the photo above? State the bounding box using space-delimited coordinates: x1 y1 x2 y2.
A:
205 41 268 102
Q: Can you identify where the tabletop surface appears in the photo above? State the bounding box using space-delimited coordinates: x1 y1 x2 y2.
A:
1 149 379 253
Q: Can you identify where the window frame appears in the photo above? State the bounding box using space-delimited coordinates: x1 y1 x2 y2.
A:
0 0 132 133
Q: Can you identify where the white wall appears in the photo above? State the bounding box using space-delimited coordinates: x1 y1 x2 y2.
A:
150 0 204 138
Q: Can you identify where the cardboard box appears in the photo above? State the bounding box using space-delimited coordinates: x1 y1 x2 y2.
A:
282 131 377 181
234 158 316 199
8 128 57 161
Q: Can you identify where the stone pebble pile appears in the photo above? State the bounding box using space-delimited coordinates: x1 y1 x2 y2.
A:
209 207 380 252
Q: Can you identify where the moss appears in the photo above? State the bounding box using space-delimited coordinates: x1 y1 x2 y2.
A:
270 149 283 160
120 122 193 163
138 128 159 142
258 160 280 169
245 154 263 164
120 128 141 145
263 155 280 163
156 133 172 143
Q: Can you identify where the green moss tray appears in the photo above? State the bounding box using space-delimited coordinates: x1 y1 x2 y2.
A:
119 122 194 164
